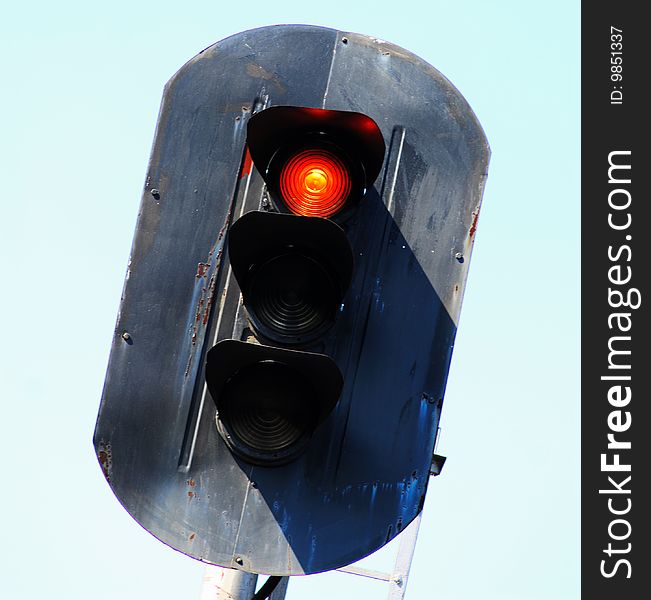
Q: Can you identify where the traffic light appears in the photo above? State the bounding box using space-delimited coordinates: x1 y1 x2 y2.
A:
94 25 489 576
205 106 385 467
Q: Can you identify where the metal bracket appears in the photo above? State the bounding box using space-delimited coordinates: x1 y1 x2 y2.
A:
336 511 423 600
430 453 447 477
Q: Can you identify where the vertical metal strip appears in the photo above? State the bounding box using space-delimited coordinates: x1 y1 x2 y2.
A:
387 512 422 600
382 126 406 217
177 101 264 472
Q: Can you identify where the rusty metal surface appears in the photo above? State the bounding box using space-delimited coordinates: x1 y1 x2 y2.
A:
94 24 489 576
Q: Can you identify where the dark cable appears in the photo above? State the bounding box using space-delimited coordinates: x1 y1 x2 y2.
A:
250 575 283 600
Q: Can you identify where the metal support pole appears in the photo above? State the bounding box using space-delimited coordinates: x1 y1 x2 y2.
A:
199 566 289 600
268 577 289 600
199 566 257 600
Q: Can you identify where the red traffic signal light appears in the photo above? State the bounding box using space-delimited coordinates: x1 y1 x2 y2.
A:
279 147 351 217
247 106 385 220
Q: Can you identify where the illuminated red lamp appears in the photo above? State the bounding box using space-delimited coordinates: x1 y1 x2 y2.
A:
246 106 385 220
279 148 352 218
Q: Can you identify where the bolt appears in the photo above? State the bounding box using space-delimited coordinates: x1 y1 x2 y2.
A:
151 188 160 200
121 332 131 342
455 252 464 263
421 392 436 404
235 556 244 566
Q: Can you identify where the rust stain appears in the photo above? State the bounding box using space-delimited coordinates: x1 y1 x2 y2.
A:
246 63 274 80
97 441 113 483
194 292 205 324
245 64 285 93
189 533 196 542
185 221 229 378
469 206 481 239
217 221 228 241
202 274 217 326
196 262 210 279
187 479 198 499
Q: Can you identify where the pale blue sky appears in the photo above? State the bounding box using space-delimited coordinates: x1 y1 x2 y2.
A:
0 1 579 598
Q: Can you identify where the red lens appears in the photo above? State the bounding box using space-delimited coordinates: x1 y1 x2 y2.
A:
279 148 352 218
